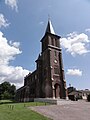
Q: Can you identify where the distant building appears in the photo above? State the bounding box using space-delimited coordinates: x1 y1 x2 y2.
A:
68 91 82 101
79 90 90 100
16 19 67 102
68 87 90 101
67 86 76 94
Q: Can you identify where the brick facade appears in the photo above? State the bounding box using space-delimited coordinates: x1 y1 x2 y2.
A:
16 20 67 102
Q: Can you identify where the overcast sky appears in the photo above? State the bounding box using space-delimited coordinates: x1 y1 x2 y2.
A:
0 0 90 89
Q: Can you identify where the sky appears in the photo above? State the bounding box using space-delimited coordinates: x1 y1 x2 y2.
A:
0 0 90 90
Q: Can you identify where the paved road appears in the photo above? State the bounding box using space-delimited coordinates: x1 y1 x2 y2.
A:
30 101 90 120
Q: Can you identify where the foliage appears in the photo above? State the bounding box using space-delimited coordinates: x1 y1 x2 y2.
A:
0 102 51 120
0 81 16 100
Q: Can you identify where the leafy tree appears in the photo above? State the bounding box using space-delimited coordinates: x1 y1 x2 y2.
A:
1 91 10 100
9 84 16 99
0 81 16 100
1 82 11 93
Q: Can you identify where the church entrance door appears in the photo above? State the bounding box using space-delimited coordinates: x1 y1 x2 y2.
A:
54 84 60 98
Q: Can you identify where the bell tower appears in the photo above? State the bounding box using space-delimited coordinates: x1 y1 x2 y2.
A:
41 19 67 99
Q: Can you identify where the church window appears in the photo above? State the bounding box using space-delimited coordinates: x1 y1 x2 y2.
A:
55 39 60 47
35 75 37 79
54 51 57 57
31 88 34 94
31 78 32 82
55 39 57 47
54 67 59 74
32 77 33 81
44 68 47 76
51 37 54 46
32 88 34 94
55 39 57 46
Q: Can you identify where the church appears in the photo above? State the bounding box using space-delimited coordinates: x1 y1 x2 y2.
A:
16 19 67 102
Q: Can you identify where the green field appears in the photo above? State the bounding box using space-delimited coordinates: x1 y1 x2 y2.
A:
0 100 51 120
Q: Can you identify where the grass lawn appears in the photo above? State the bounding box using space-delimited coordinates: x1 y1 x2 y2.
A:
0 101 51 120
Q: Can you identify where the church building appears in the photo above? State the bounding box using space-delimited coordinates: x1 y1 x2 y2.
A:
16 19 67 102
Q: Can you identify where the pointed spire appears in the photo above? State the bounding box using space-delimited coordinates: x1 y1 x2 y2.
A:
45 18 55 35
35 54 41 62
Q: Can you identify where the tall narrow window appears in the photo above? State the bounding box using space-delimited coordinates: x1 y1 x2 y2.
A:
55 39 59 47
51 37 54 46
54 67 59 74
54 51 57 57
55 39 57 47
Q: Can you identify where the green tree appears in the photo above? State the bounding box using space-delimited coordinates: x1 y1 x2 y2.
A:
0 81 11 93
0 81 16 100
9 84 16 99
1 91 10 99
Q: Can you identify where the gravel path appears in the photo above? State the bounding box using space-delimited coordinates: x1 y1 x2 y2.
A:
29 101 90 120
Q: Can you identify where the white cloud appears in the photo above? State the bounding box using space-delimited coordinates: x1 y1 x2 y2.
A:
61 32 90 56
85 28 90 32
0 31 21 65
66 69 82 76
39 21 44 25
9 41 20 48
5 0 18 11
0 31 29 89
0 66 29 89
0 14 9 28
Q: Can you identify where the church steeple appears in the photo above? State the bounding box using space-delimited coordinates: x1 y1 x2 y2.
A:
41 19 61 52
45 19 55 35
